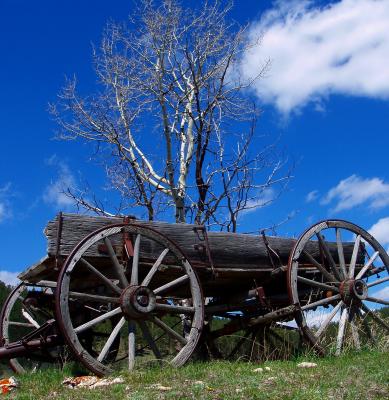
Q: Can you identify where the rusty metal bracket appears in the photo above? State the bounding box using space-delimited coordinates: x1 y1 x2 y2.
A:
123 216 136 258
20 319 57 346
261 230 282 270
255 286 270 308
193 226 217 279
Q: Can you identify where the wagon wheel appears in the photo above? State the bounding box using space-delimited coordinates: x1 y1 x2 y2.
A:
56 223 204 376
288 220 389 355
0 282 63 373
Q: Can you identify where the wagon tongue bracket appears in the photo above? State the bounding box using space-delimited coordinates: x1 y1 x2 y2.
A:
0 319 60 361
120 285 156 319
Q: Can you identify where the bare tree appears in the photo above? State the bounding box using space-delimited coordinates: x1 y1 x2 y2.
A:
50 0 290 230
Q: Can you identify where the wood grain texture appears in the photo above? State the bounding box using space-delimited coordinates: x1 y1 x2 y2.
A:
19 213 359 283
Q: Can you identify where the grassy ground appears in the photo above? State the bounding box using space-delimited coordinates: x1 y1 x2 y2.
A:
1 350 388 399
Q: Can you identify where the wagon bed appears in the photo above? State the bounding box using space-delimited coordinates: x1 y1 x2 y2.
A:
19 213 358 299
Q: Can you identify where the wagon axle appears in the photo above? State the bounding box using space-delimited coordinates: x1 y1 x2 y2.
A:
339 279 368 304
120 285 156 319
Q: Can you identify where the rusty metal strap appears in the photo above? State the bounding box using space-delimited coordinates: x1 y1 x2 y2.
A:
261 230 282 270
193 226 216 279
122 215 136 224
122 216 136 258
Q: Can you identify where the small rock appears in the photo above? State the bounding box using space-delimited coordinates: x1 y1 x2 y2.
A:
264 367 271 371
194 380 205 385
297 362 317 368
253 367 264 372
236 388 243 393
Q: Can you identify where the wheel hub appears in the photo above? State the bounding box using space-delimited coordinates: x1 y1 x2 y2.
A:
120 286 156 319
340 279 368 304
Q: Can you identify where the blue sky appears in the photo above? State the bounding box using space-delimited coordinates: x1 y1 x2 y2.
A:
1 0 389 285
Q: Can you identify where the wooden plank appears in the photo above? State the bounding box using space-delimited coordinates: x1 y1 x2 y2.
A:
45 213 358 266
19 213 362 283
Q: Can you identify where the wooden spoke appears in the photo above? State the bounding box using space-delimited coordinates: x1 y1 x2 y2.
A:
154 275 189 296
302 250 337 283
128 321 136 370
365 297 389 306
150 316 188 345
348 235 361 278
68 291 120 304
356 251 379 280
154 303 195 314
289 220 389 357
21 308 40 329
9 321 35 328
367 275 389 288
97 317 126 362
74 307 122 334
297 276 339 292
361 303 389 332
104 237 129 288
301 294 341 311
56 223 204 375
130 234 141 286
138 320 162 360
315 301 342 338
316 232 342 281
336 228 347 279
357 309 377 345
0 282 63 373
79 258 122 295
228 330 252 359
137 320 183 355
349 310 361 350
141 248 170 287
335 307 348 355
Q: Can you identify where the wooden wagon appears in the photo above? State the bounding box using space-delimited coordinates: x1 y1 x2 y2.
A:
1 214 388 376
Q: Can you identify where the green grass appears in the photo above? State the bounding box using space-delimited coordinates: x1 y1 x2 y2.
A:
2 350 388 399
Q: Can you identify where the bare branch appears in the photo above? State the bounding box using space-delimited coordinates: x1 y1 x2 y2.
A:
51 0 291 228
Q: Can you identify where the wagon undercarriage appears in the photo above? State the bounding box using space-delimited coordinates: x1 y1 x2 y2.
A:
1 214 388 376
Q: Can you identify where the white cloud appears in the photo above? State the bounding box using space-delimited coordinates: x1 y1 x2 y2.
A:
0 183 12 223
0 270 20 286
305 190 318 203
369 217 389 247
241 0 389 114
0 203 6 222
372 286 389 301
241 188 276 215
43 156 76 209
322 175 389 212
